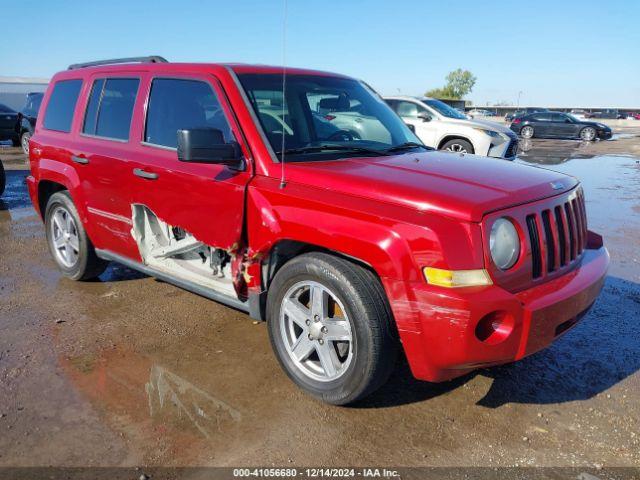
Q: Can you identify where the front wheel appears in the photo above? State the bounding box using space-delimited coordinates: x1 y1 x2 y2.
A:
580 127 596 141
45 191 108 280
267 252 398 405
441 138 474 154
520 126 535 139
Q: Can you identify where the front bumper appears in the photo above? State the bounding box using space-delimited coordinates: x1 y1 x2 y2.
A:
388 243 609 382
598 130 612 140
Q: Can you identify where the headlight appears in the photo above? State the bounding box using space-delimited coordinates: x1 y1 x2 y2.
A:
490 218 520 270
473 127 500 137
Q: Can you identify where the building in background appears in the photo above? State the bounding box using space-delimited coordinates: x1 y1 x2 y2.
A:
0 77 49 111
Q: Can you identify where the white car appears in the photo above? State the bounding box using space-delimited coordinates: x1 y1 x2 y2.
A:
384 96 519 160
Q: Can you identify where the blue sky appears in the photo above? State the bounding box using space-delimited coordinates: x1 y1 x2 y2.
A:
2 0 639 107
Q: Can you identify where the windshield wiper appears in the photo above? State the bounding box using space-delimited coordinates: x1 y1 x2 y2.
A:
276 144 391 156
384 142 433 153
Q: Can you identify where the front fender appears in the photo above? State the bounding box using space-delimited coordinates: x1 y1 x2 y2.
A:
245 176 485 332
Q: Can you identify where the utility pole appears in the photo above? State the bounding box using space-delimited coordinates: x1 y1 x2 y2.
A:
516 91 523 110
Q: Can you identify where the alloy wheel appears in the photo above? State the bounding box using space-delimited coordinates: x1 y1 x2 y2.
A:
50 206 80 268
581 127 596 141
21 133 30 155
521 126 534 139
280 280 353 382
445 143 468 153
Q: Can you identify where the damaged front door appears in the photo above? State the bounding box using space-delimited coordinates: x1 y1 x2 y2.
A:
128 74 252 299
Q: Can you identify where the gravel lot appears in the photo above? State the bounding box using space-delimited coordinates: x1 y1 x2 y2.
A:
0 127 639 470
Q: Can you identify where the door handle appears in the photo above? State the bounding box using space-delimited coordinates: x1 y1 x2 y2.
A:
71 155 89 165
133 168 159 180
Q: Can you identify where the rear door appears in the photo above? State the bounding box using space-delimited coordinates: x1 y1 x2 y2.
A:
73 74 142 258
530 113 553 136
127 73 252 267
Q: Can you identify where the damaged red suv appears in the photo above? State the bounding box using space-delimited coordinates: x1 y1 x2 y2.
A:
27 57 609 404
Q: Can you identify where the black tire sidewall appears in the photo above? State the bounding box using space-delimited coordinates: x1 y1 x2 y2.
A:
267 256 380 405
44 191 93 281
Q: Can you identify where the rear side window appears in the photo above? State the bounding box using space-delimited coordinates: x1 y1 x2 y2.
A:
144 78 234 148
43 79 83 132
83 78 139 140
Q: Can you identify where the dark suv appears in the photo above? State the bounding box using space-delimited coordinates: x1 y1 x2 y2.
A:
16 92 44 154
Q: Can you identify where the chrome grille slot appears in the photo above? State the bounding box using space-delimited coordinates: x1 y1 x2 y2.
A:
554 206 567 266
526 214 542 279
541 210 556 272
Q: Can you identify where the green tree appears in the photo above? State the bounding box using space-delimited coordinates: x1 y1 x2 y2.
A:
426 69 477 99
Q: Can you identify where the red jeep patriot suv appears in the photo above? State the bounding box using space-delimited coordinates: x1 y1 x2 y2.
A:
27 57 609 405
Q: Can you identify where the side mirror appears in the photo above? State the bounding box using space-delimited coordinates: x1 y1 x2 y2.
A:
177 128 243 168
417 113 432 122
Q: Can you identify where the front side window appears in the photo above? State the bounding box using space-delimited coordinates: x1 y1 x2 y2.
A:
144 78 234 149
0 103 15 113
424 99 466 119
238 73 422 161
396 101 424 118
43 79 83 132
83 78 140 140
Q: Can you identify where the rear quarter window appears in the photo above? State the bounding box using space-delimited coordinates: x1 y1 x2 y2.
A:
83 78 140 141
43 79 83 132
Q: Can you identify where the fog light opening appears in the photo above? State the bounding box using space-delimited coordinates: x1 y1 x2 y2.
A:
475 311 514 345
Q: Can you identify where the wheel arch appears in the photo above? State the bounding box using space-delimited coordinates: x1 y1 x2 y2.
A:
437 134 475 151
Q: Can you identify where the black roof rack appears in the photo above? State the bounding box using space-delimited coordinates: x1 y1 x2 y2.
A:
68 56 168 70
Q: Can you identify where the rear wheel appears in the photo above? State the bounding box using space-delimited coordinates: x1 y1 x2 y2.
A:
441 138 474 154
580 127 596 141
20 132 31 155
45 191 108 280
267 252 398 405
520 126 535 139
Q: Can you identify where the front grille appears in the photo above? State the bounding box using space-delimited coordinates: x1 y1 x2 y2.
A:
525 190 588 279
504 139 518 158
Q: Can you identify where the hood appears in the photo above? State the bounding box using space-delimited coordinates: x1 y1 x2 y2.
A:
286 152 578 222
445 117 514 135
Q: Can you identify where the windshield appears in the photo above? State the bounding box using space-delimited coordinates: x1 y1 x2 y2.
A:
238 73 423 161
424 99 467 119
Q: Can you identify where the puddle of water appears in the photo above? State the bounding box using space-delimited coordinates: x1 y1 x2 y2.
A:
518 154 640 281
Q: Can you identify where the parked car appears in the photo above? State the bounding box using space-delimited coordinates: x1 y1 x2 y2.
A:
510 111 612 141
467 108 494 118
0 103 20 146
16 92 44 154
504 107 548 122
385 96 518 159
569 109 591 121
589 109 625 120
28 57 608 405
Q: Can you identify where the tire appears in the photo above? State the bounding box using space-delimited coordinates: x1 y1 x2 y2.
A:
579 127 596 141
20 132 31 155
266 252 398 405
44 191 108 280
441 138 474 154
520 126 535 139
0 162 5 197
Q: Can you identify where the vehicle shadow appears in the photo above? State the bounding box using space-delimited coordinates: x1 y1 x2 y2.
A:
356 275 640 409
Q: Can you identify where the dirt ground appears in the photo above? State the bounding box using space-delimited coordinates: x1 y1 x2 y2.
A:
0 128 639 470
